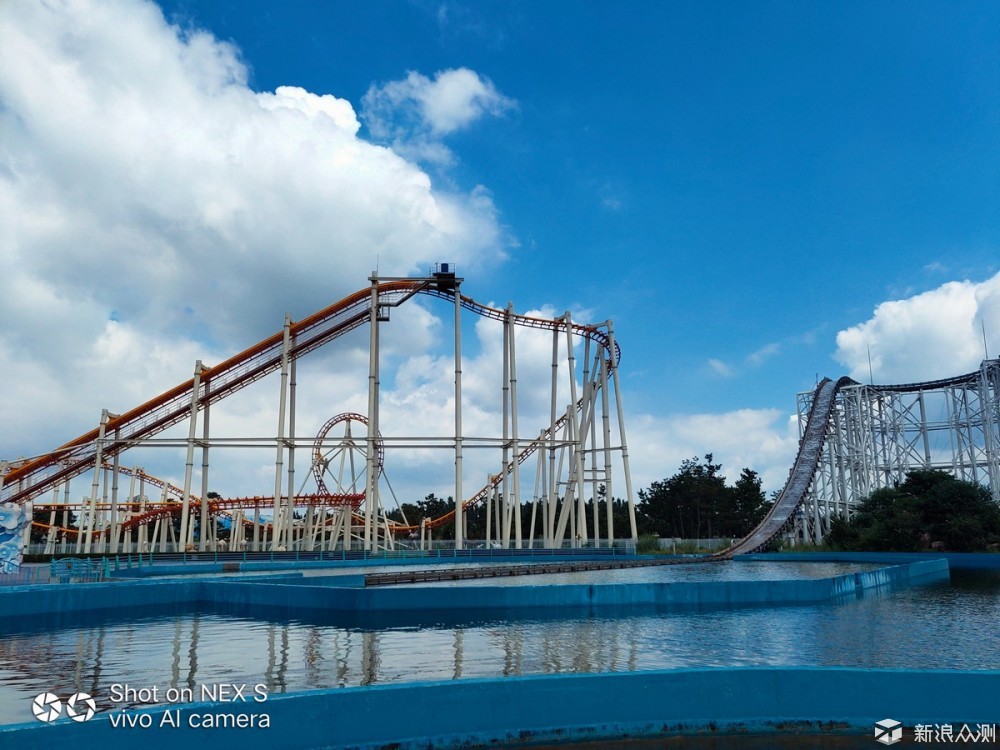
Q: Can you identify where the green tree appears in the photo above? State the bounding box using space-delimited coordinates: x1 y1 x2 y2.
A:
386 493 462 540
730 468 772 534
826 470 1000 552
637 455 769 539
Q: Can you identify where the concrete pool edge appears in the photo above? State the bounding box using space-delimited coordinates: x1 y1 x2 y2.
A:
3 667 996 749
104 549 645 579
0 558 950 620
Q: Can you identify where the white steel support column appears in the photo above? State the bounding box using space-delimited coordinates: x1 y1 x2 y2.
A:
485 484 493 544
563 313 587 545
98 463 109 553
198 377 211 551
981 361 1000 498
579 336 601 547
582 339 599 545
547 327 559 547
528 457 542 545
494 479 502 540
109 427 121 554
136 475 147 554
600 350 614 545
179 361 203 553
273 315 292 551
453 282 464 550
917 391 931 466
84 410 109 554
607 324 637 541
285 349 298 549
508 303 522 550
364 279 381 552
122 472 136 553
501 306 511 547
45 488 58 555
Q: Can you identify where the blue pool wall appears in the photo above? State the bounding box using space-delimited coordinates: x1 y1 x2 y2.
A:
0 553 985 748
742 551 1000 569
4 667 999 749
0 558 949 619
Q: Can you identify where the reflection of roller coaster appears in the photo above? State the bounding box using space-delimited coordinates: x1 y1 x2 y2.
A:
718 361 1000 556
3 268 638 556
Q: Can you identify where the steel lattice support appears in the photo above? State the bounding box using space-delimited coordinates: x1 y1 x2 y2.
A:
793 360 1000 543
3 268 639 563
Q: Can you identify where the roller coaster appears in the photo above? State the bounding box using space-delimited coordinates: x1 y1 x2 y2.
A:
718 361 1000 556
3 267 999 565
1 267 639 559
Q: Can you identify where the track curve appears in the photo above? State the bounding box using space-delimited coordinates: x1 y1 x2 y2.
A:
715 376 858 557
3 277 618 508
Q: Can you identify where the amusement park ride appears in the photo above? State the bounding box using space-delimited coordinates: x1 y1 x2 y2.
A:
2 266 1000 568
0 266 639 560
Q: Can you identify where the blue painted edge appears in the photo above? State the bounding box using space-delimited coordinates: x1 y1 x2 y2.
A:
741 551 1000 569
2 667 997 749
0 558 950 620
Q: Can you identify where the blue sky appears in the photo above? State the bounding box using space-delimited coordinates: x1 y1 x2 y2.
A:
1 0 998 500
156 0 999 407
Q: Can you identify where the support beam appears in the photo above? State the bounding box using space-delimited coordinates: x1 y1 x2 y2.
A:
178 361 203 553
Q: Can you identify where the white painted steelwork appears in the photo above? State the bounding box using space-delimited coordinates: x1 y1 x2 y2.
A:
3 269 637 554
791 360 1000 544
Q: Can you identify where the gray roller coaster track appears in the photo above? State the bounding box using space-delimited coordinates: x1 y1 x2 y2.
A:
715 376 859 558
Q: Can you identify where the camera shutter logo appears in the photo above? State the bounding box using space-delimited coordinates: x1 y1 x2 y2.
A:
31 693 62 723
66 692 96 722
875 718 903 745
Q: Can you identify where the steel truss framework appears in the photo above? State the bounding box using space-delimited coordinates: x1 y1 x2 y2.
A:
792 359 1000 544
1 269 638 558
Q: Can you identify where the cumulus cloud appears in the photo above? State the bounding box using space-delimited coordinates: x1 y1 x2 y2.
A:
362 68 516 165
0 0 507 463
835 273 1000 383
628 409 800 495
0 0 803 515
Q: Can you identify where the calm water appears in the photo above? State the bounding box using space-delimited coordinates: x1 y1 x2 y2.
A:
0 564 996 726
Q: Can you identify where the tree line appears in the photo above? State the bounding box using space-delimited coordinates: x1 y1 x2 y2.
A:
31 454 777 545
387 454 773 541
825 469 1000 552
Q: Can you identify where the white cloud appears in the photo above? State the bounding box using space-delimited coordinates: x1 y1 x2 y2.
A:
835 273 1000 383
0 0 507 464
362 68 515 165
923 261 947 275
627 409 800 495
0 0 807 518
707 358 734 377
746 342 781 366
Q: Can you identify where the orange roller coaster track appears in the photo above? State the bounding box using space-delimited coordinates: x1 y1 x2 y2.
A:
2 275 622 515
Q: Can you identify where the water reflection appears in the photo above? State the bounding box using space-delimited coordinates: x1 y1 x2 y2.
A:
0 570 997 726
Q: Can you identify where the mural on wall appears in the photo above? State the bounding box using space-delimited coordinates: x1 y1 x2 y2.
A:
0 502 29 572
